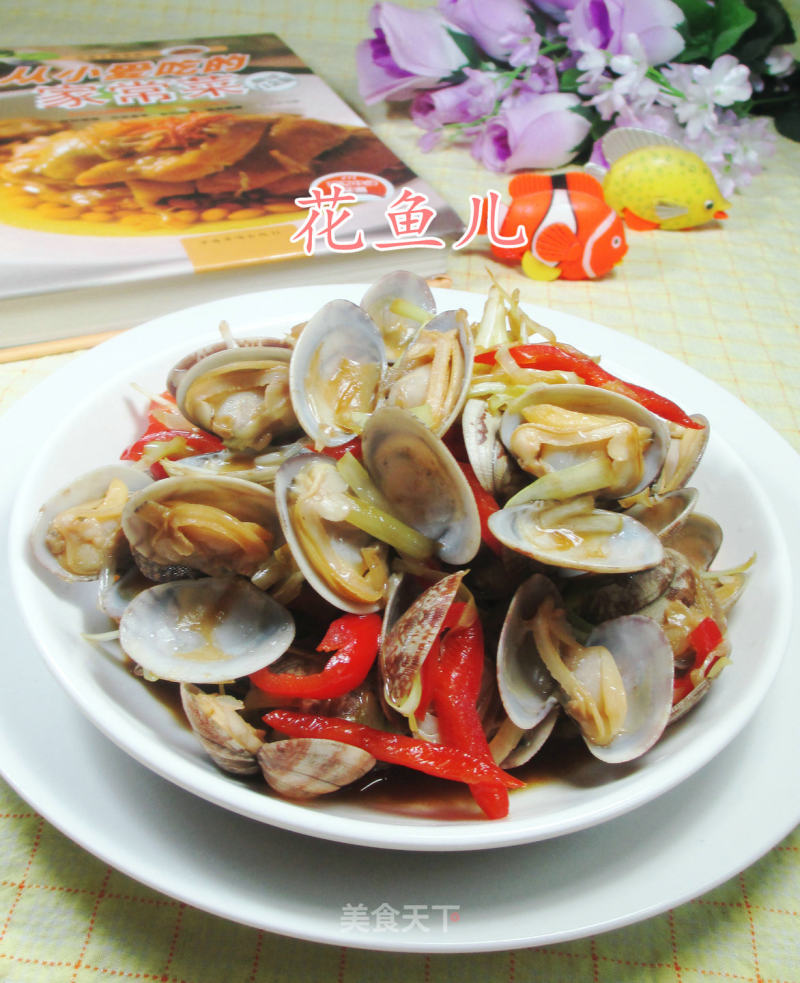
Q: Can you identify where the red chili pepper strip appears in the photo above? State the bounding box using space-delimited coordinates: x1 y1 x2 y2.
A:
250 613 381 700
476 343 703 430
412 636 440 723
673 617 724 704
120 428 225 462
120 428 226 479
435 618 510 820
313 436 363 461
262 710 525 791
456 461 503 556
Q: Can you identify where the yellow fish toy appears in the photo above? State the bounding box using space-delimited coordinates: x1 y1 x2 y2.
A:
588 127 731 231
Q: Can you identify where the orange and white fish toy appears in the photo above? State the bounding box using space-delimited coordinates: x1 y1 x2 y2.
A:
481 171 628 281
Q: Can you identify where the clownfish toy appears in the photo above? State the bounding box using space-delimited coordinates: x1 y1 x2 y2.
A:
480 171 628 281
590 127 731 231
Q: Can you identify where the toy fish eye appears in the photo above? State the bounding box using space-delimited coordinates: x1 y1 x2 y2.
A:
704 199 715 210
611 235 622 248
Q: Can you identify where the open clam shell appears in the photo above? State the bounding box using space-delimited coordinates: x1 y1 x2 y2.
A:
653 414 709 495
119 576 295 683
176 344 298 454
121 474 283 582
496 574 561 730
180 682 265 775
161 441 305 485
461 397 522 499
581 615 674 763
361 406 481 565
360 270 436 362
274 451 388 614
166 331 292 396
624 487 698 540
500 383 671 501
496 574 674 764
31 464 153 582
379 571 465 716
384 308 474 438
488 499 664 574
289 298 386 449
661 511 723 570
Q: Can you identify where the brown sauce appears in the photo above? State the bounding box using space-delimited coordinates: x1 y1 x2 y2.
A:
129 662 621 822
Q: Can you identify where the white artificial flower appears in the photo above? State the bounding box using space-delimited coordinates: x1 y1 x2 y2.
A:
701 54 752 106
575 42 609 95
764 45 796 77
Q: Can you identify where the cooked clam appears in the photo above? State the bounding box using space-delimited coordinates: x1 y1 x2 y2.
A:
653 414 709 495
176 344 298 453
379 571 465 717
488 495 664 573
361 406 481 565
496 575 674 763
181 682 265 775
274 452 391 614
461 397 523 499
31 464 153 582
500 383 670 503
119 575 295 683
384 308 474 437
160 441 305 485
360 270 436 362
257 738 375 798
661 511 723 570
166 324 291 395
624 487 699 540
289 298 385 449
121 474 282 582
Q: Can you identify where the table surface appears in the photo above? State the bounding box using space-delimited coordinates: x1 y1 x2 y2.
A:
1 1 799 980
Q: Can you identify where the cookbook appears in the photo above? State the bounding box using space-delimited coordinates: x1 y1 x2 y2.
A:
0 34 463 349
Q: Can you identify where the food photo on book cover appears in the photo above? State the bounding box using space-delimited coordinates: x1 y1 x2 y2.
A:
0 2 797 292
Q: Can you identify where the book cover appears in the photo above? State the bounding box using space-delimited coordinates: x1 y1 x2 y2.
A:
0 34 463 349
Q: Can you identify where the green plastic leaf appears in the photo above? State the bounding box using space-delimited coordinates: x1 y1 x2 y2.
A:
446 29 485 68
673 0 716 36
711 0 757 58
774 106 800 141
558 67 582 93
732 0 796 66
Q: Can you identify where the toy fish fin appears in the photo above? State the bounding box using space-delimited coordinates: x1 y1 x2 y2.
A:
537 223 581 262
508 173 552 198
653 200 689 220
622 207 661 231
564 171 606 200
601 126 684 165
521 250 562 281
583 161 607 182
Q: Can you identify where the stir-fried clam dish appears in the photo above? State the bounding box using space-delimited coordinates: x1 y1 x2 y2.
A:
31 273 751 820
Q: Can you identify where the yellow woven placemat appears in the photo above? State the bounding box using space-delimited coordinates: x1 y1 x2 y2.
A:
1 1 799 980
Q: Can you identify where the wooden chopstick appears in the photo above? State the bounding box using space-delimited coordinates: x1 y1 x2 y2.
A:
0 328 126 364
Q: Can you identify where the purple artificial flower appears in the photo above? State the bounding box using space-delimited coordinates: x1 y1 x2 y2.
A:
513 56 560 94
437 0 540 62
356 2 467 104
410 68 502 146
527 0 580 18
566 0 685 66
469 90 591 171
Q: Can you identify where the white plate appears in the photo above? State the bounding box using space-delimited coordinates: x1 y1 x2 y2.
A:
6 285 794 854
1 286 799 952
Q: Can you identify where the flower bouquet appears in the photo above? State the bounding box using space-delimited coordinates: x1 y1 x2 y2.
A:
356 0 800 195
